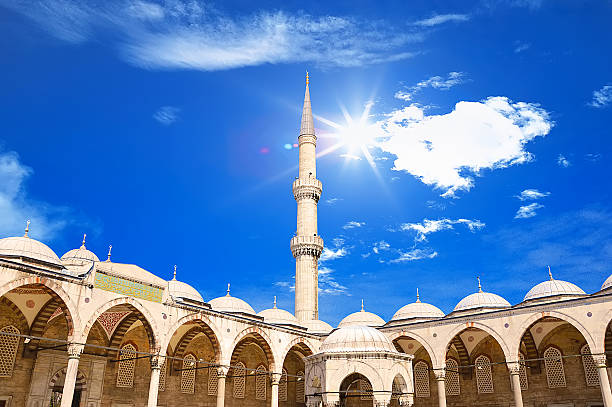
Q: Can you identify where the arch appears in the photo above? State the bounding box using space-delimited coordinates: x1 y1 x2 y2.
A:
0 277 80 337
441 322 511 365
339 372 373 403
81 297 161 351
391 373 407 400
387 330 438 367
328 360 385 396
279 337 317 366
169 321 221 373
49 367 87 389
227 327 276 370
162 313 223 361
0 297 28 332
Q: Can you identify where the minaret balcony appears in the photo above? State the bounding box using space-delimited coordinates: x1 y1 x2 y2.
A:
293 178 322 202
290 235 324 258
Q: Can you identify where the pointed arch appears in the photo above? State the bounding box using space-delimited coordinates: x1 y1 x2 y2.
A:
169 321 221 373
227 327 276 370
162 313 222 361
441 322 511 366
387 330 438 367
279 337 317 366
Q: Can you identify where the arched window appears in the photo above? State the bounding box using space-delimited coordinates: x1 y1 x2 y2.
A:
116 343 137 388
208 359 218 396
445 358 460 396
544 347 566 388
296 371 305 403
414 361 430 398
475 355 493 394
581 345 600 387
359 379 373 400
233 362 246 399
181 354 197 394
0 326 20 377
279 369 288 402
256 365 267 400
518 353 528 390
158 359 167 392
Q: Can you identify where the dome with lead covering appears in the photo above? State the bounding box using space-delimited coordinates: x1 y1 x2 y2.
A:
258 298 299 326
321 325 395 353
209 284 255 315
454 278 510 312
392 289 445 321
338 300 385 328
524 268 585 301
61 234 100 263
167 266 204 303
0 224 63 268
302 319 333 334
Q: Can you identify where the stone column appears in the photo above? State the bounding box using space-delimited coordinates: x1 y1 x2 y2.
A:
507 362 524 407
147 355 163 407
434 371 446 407
60 343 84 407
217 366 229 407
271 373 281 407
594 355 612 407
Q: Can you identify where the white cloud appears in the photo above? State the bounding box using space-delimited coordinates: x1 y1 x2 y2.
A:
514 42 531 53
153 106 180 125
274 281 295 292
395 72 468 101
5 0 422 71
413 14 470 27
343 221 365 229
325 198 342 205
389 248 438 263
400 218 485 241
320 247 347 261
339 153 362 160
372 240 390 254
515 203 544 219
589 85 612 108
557 154 570 167
318 266 348 295
0 150 74 240
516 189 550 201
585 153 602 162
376 96 553 197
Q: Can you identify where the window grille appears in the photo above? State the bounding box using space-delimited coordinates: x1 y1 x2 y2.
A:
279 369 288 402
296 371 305 403
518 353 528 390
544 347 566 388
359 379 373 400
0 326 19 377
581 345 600 387
414 361 430 398
256 365 267 400
181 354 196 394
475 355 493 394
158 359 167 392
445 359 460 396
116 344 137 388
208 359 218 396
233 362 246 398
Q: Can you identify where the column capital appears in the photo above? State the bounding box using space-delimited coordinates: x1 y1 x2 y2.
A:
270 372 282 386
217 365 230 378
507 361 522 375
67 343 84 359
150 355 164 370
593 354 608 368
434 370 446 380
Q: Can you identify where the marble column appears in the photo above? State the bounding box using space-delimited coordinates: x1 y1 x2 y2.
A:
594 355 612 407
147 355 163 407
434 371 446 407
507 362 524 407
60 343 84 407
271 373 281 407
217 366 229 407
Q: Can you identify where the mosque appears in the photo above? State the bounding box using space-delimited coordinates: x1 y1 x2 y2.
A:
1 76 612 407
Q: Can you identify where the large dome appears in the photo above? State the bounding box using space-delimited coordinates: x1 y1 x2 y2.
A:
302 319 333 334
258 299 299 326
0 235 63 268
338 301 385 328
524 279 585 302
454 280 510 312
320 325 395 353
61 235 99 263
392 291 445 321
209 285 255 315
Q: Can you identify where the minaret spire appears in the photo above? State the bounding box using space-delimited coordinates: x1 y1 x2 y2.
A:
291 73 324 322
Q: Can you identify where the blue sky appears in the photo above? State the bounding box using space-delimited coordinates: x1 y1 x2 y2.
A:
0 0 611 325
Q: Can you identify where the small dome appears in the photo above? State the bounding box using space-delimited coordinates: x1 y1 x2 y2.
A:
524 272 585 301
0 235 63 268
209 285 255 315
338 301 385 328
454 279 510 312
302 319 333 334
602 275 612 291
168 279 203 303
392 289 445 321
258 297 299 325
320 325 395 353
61 236 99 263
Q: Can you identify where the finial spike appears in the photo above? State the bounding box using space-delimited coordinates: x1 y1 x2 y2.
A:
24 220 30 238
273 296 277 309
416 288 421 303
226 283 231 297
477 276 482 292
81 233 87 249
361 299 364 312
106 245 112 262
548 265 553 280
306 71 309 85
173 265 177 280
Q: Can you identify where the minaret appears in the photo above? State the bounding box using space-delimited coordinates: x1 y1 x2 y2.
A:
291 72 324 322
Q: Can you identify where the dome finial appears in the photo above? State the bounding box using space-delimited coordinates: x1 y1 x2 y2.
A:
306 71 309 85
477 276 483 292
226 283 231 297
273 296 277 309
173 265 177 280
106 244 112 262
361 299 365 312
81 233 87 249
548 265 553 280
24 220 30 238
416 288 421 303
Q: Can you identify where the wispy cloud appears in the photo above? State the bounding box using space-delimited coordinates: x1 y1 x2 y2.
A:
376 96 552 197
274 280 295 292
557 154 570 167
153 106 180 125
318 266 349 295
589 85 612 108
516 188 550 201
413 14 470 27
339 153 362 160
395 71 468 101
4 0 423 71
325 197 342 205
343 221 365 229
372 240 390 254
389 248 438 263
585 153 602 162
514 42 531 53
400 218 485 241
515 203 544 219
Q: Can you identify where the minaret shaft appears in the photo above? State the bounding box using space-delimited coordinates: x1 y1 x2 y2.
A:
292 76 323 322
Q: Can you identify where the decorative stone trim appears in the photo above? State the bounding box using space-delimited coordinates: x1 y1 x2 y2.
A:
293 178 322 202
298 134 317 146
290 236 324 258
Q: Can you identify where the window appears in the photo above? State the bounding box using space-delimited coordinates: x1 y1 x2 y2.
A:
414 361 430 398
116 344 137 388
296 371 305 403
581 345 600 387
279 369 288 402
445 358 460 396
0 326 19 377
233 362 246 399
181 354 196 394
359 379 373 400
158 359 167 392
208 359 218 396
518 353 528 391
256 365 267 400
544 347 566 388
475 355 493 394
